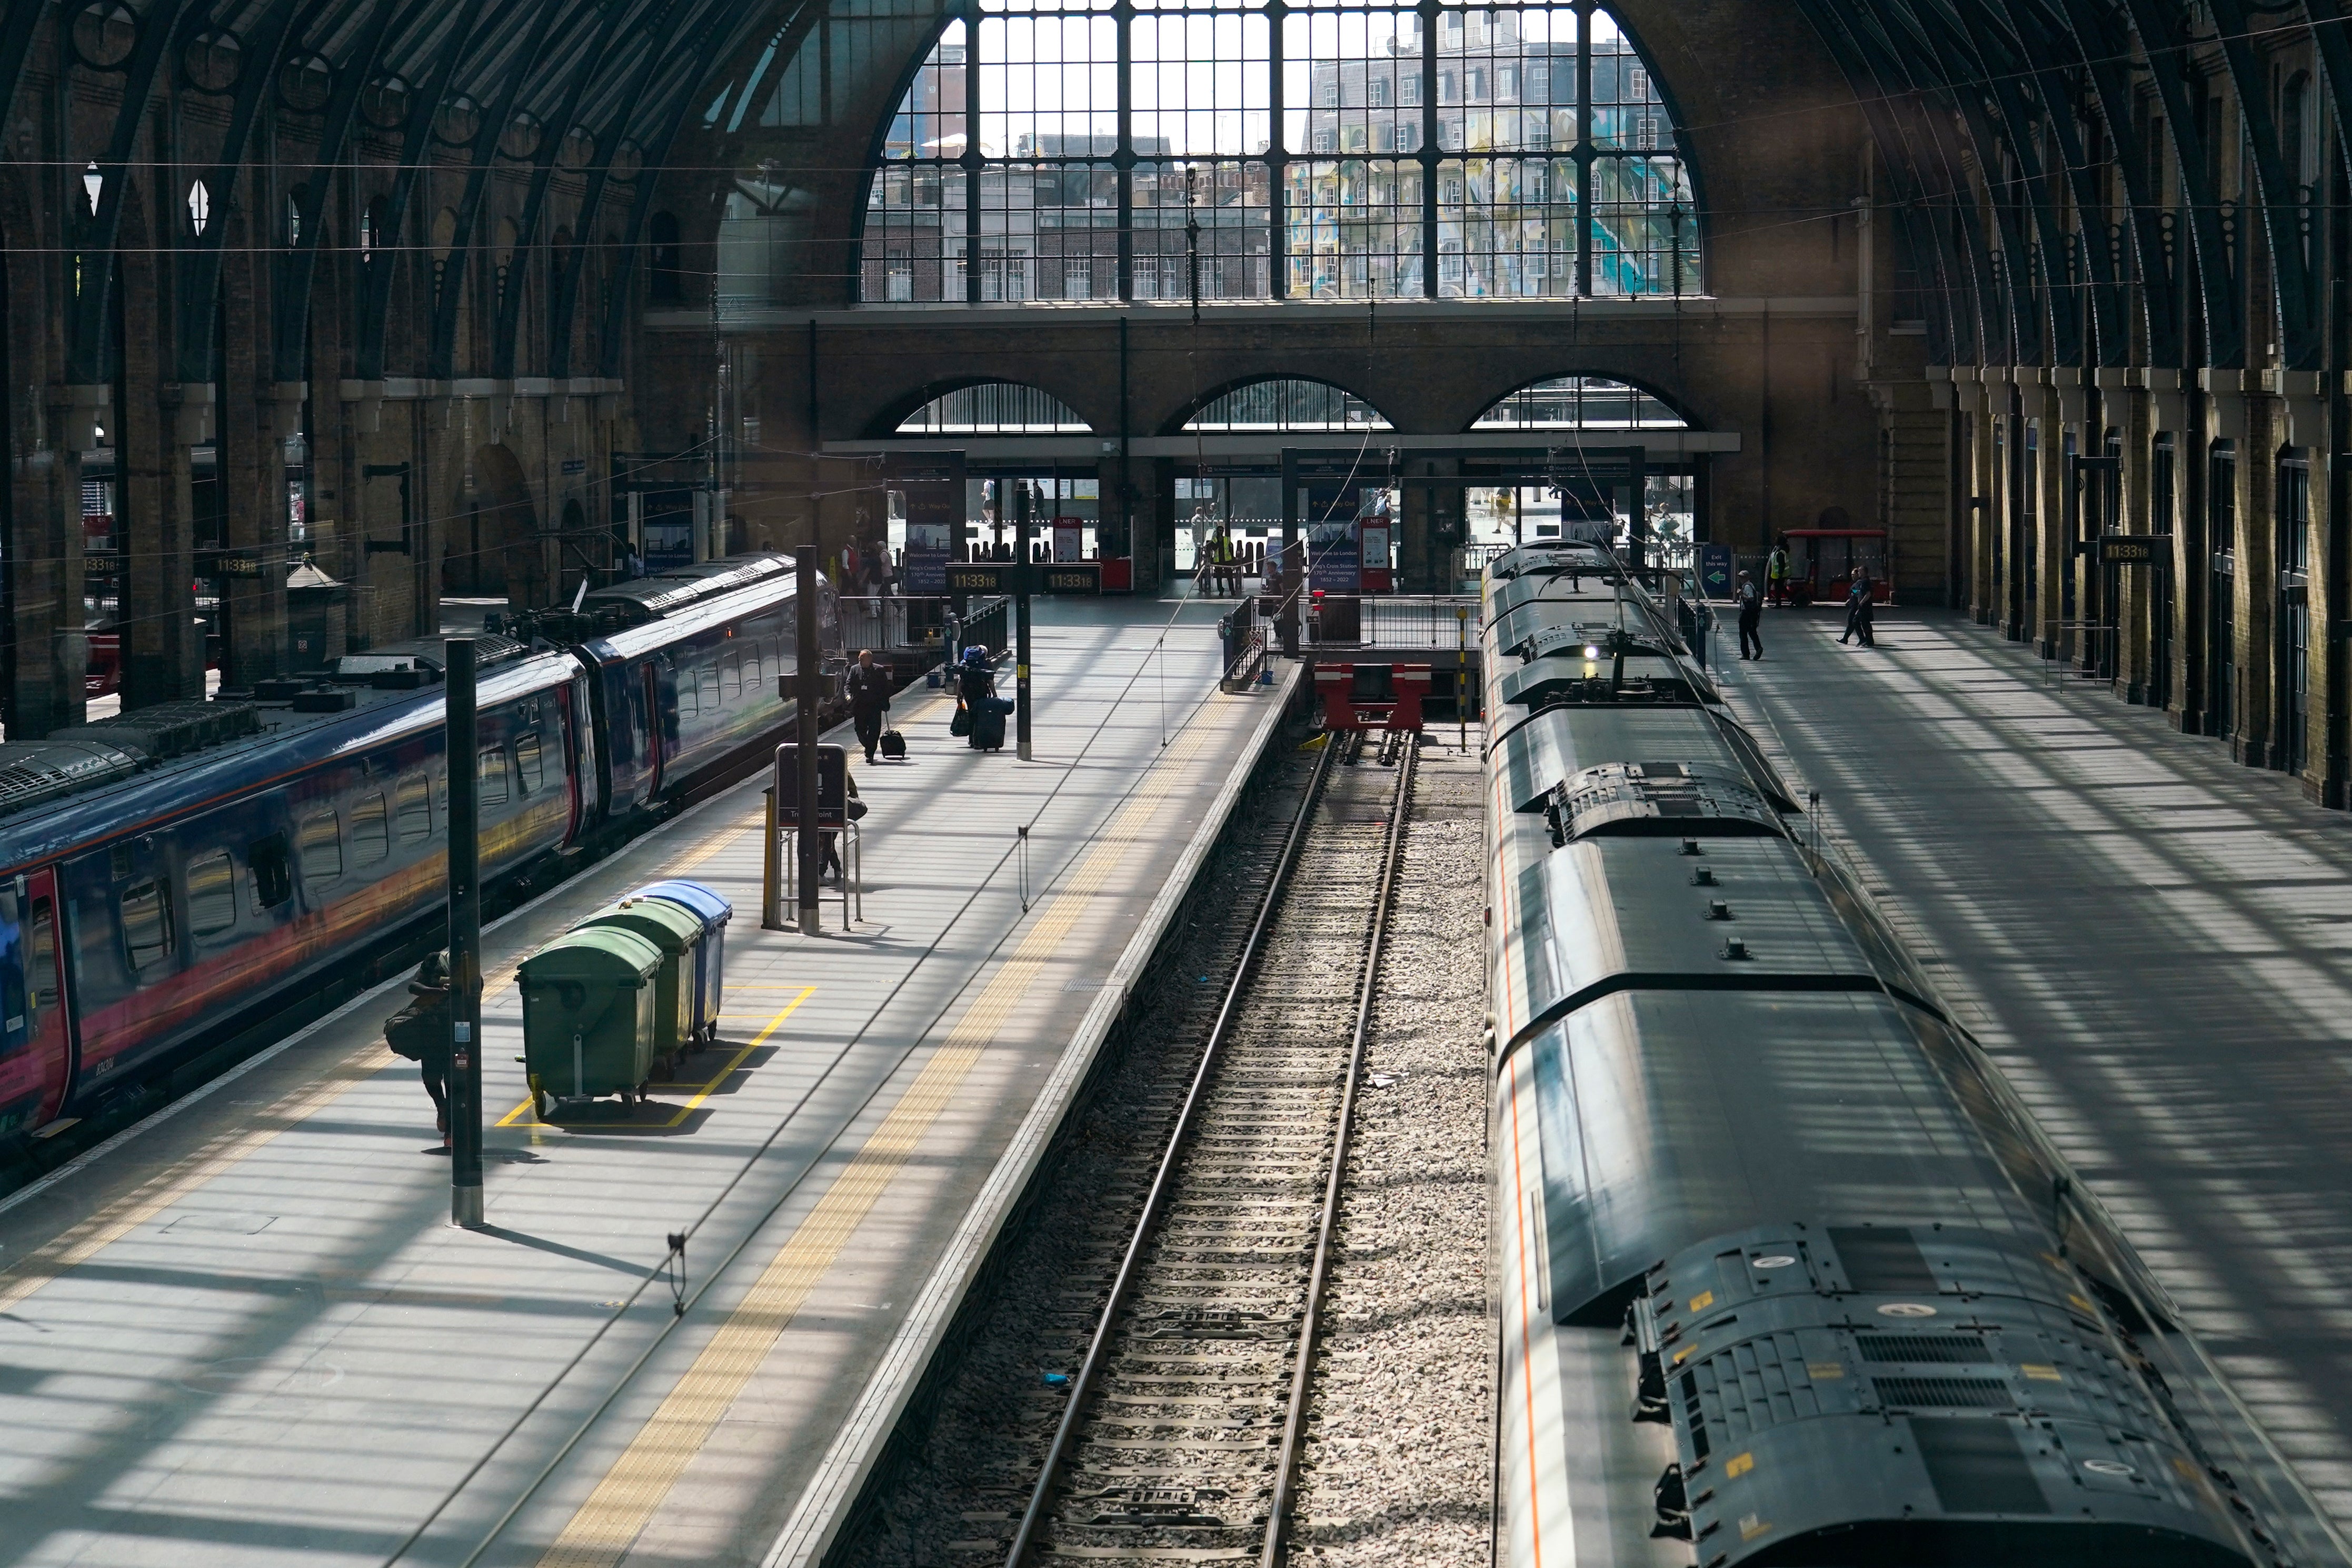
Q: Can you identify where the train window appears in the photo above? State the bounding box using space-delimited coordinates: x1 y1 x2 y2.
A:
298 811 342 885
396 774 432 841
109 844 133 882
722 658 740 701
27 902 56 1015
745 648 762 691
675 667 696 719
515 732 543 795
477 745 509 807
701 663 721 711
352 794 391 864
186 851 236 937
249 834 292 910
121 881 174 974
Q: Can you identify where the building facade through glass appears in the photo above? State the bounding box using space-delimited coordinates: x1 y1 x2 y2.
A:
860 0 1697 303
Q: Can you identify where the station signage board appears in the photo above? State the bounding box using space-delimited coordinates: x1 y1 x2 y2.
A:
2098 535 2171 566
943 562 1102 595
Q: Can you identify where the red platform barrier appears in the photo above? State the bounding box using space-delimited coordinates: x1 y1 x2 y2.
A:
1314 663 1430 732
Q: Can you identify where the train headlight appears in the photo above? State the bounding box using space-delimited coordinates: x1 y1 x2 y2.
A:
1583 644 1599 659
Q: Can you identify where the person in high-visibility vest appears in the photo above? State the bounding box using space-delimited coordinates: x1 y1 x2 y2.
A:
1766 538 1791 607
1210 527 1238 597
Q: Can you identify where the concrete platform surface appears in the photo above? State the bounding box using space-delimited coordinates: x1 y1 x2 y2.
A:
0 597 1294 1568
1715 605 2352 1542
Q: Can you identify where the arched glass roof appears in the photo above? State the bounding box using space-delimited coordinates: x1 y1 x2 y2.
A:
897 383 1092 433
858 3 1698 304
1183 380 1391 431
1472 375 1685 430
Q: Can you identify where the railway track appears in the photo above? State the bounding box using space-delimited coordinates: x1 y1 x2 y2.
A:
995 726 1417 1567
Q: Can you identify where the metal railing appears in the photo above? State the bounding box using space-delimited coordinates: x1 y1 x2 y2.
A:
1300 593 1482 650
953 595 1012 661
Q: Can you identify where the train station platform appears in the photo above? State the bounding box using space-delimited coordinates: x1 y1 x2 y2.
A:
1714 605 2352 1537
0 598 1301 1568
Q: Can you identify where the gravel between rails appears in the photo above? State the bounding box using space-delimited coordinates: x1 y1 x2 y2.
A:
834 741 1323 1568
1291 734 1493 1567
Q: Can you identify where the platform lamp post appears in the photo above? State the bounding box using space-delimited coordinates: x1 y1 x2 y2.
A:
1016 479 1034 761
446 638 485 1229
796 546 823 934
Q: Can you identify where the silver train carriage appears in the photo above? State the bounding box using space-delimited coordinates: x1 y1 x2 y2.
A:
1482 544 2262 1568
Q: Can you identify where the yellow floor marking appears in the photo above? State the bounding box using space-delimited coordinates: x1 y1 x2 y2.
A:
535 724 1213 1568
0 1044 398 1314
497 988 816 1130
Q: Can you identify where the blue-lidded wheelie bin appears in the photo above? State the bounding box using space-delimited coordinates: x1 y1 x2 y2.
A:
575 897 700 1075
519 927 662 1116
636 880 731 1046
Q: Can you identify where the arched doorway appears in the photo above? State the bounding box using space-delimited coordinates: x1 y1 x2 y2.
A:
446 444 543 604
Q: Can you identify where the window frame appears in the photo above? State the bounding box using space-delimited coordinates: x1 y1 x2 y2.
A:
186 850 238 938
297 810 343 887
121 880 175 975
352 792 392 864
856 0 1697 304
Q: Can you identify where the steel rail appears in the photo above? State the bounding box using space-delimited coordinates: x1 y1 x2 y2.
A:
1003 732 1342 1568
1262 734 1417 1567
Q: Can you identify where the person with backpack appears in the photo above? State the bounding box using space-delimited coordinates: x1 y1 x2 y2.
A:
1840 572 1878 647
383 952 455 1147
954 644 1013 751
846 648 894 764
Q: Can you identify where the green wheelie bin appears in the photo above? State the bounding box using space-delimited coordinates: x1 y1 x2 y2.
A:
575 896 701 1075
519 926 663 1116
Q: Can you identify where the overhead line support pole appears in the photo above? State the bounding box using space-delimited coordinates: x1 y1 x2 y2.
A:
797 546 823 934
1017 480 1034 761
447 637 484 1229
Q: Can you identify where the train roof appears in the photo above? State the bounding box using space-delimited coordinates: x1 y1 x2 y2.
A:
577 554 793 628
582 565 825 663
0 647 584 871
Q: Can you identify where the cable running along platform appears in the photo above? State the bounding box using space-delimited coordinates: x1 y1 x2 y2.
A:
1004 729 1419 1567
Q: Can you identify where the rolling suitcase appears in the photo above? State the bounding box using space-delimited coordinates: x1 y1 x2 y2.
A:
880 728 906 760
971 703 1008 752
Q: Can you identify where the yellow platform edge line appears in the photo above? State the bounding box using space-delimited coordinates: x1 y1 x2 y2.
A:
532 721 1217 1568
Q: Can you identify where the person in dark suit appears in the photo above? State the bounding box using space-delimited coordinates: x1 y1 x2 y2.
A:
846 648 893 763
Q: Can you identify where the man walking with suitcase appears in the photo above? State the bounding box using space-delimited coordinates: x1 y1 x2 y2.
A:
847 648 893 764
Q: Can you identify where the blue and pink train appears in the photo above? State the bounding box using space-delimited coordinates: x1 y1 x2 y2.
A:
0 554 842 1141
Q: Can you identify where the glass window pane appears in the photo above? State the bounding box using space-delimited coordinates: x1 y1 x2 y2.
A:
1134 161 1271 299
517 733 544 794
1284 158 1423 299
122 882 173 974
187 852 236 937
1438 8 1576 154
1438 155 1577 297
1134 13 1269 158
1590 153 1696 295
1284 11 1423 157
299 811 342 884
396 773 432 841
477 745 510 807
352 792 390 864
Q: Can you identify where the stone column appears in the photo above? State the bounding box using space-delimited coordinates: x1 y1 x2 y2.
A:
16 390 96 735
1954 371 1995 625
2106 372 2150 703
2274 370 2332 799
2201 369 2253 748
2142 368 2190 723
